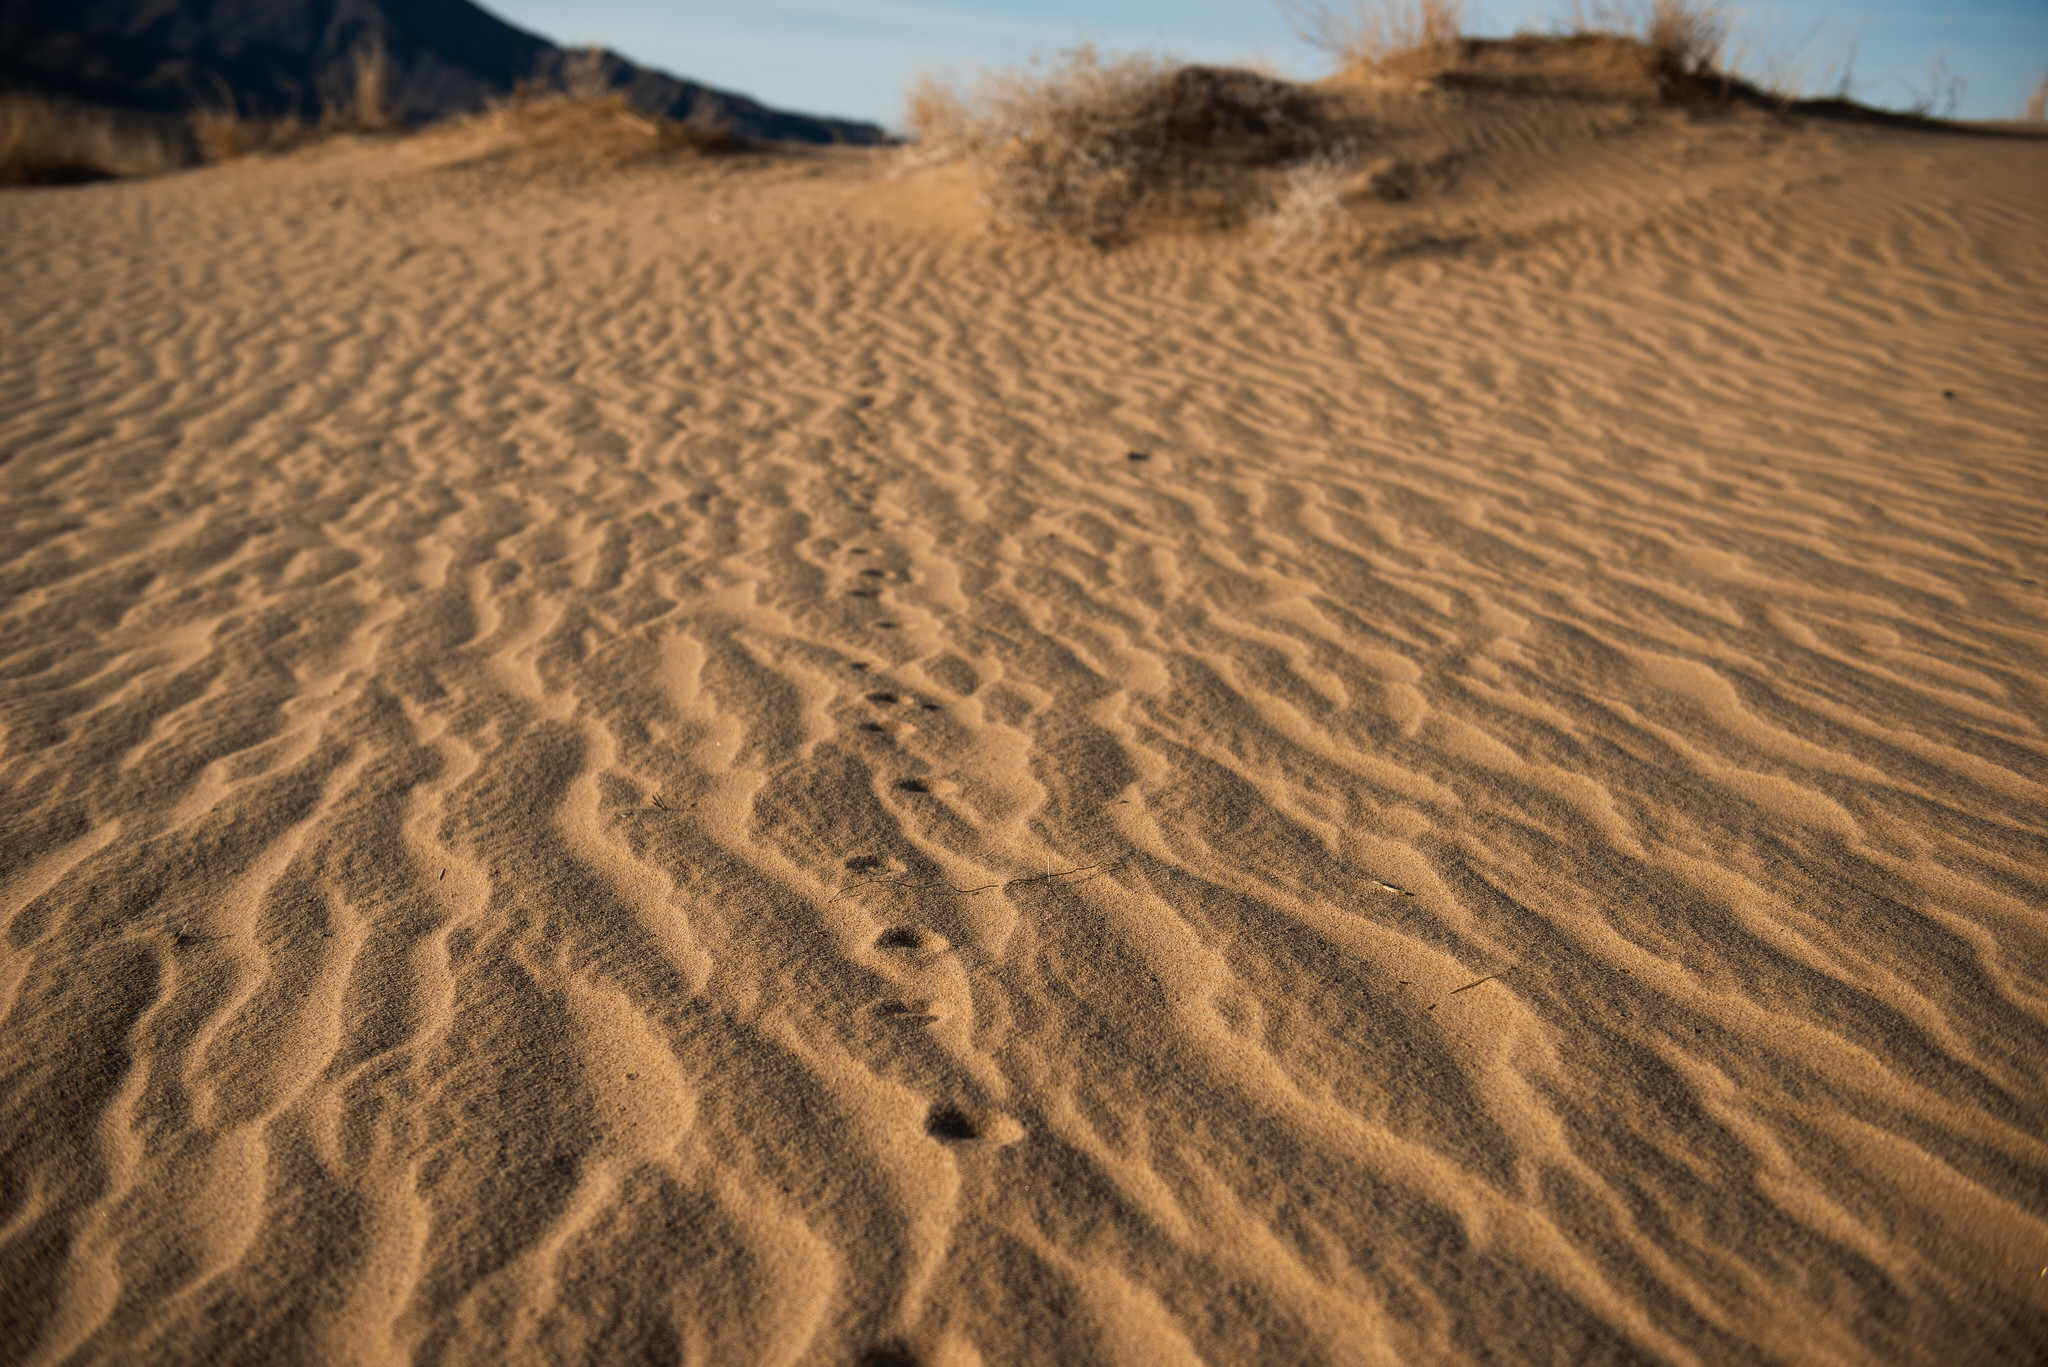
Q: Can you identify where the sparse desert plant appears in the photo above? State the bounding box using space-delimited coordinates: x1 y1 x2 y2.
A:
2 92 195 183
901 73 973 165
1561 0 1730 79
1641 0 1728 77
353 39 393 129
1257 150 1356 249
1275 0 1467 68
562 47 613 101
906 48 1329 242
190 106 260 161
2027 67 2047 122
190 87 312 163
320 37 397 131
1906 46 1967 120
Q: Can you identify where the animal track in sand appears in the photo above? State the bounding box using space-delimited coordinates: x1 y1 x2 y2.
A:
926 1106 978 1140
856 1344 920 1367
924 1104 1023 1146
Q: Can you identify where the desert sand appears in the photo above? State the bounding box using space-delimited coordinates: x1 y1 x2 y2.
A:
2 90 2046 1366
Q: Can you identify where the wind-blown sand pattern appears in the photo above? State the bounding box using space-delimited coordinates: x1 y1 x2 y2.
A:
2 105 2046 1366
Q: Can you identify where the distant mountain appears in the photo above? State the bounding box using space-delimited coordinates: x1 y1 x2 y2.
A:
0 0 888 144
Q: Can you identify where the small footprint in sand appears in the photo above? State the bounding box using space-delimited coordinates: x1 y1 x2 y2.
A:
857 1347 920 1367
926 1107 979 1140
894 778 930 793
875 999 941 1025
924 1103 1023 1146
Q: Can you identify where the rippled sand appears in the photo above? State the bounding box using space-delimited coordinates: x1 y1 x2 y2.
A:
2 103 2046 1366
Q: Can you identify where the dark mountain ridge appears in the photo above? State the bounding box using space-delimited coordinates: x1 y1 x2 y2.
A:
0 0 887 144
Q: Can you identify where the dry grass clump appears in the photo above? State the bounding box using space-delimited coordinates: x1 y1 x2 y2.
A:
1276 0 1468 68
1255 151 1357 249
331 40 395 132
1562 0 1730 81
190 41 403 164
907 48 1330 242
1 93 197 185
561 47 613 102
2027 69 2048 122
189 108 286 162
1279 0 1743 98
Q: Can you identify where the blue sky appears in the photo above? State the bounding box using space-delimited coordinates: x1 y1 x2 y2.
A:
482 1 2047 129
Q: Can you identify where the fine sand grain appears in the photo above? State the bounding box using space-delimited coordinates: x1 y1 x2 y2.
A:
2 103 2046 1366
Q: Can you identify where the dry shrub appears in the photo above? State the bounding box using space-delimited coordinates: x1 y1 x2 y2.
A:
1257 151 1356 249
190 108 261 161
1276 0 1467 68
562 47 612 101
907 48 1329 242
1641 0 1728 77
1 93 195 184
188 37 395 163
2027 68 2048 122
352 40 392 129
1563 0 1729 79
327 38 396 131
190 97 313 162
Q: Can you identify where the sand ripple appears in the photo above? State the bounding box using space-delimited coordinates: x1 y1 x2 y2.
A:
2 122 2046 1364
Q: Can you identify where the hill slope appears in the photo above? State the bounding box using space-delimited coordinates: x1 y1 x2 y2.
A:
0 0 886 143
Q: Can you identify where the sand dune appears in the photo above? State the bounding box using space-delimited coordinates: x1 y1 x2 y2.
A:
2 95 2046 1366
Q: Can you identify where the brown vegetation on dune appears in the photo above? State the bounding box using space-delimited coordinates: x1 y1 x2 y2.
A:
905 0 1880 247
1277 0 1469 68
1282 0 1741 95
1574 0 1731 80
0 93 197 185
33 35 747 184
332 38 396 133
907 48 1331 243
187 41 400 165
